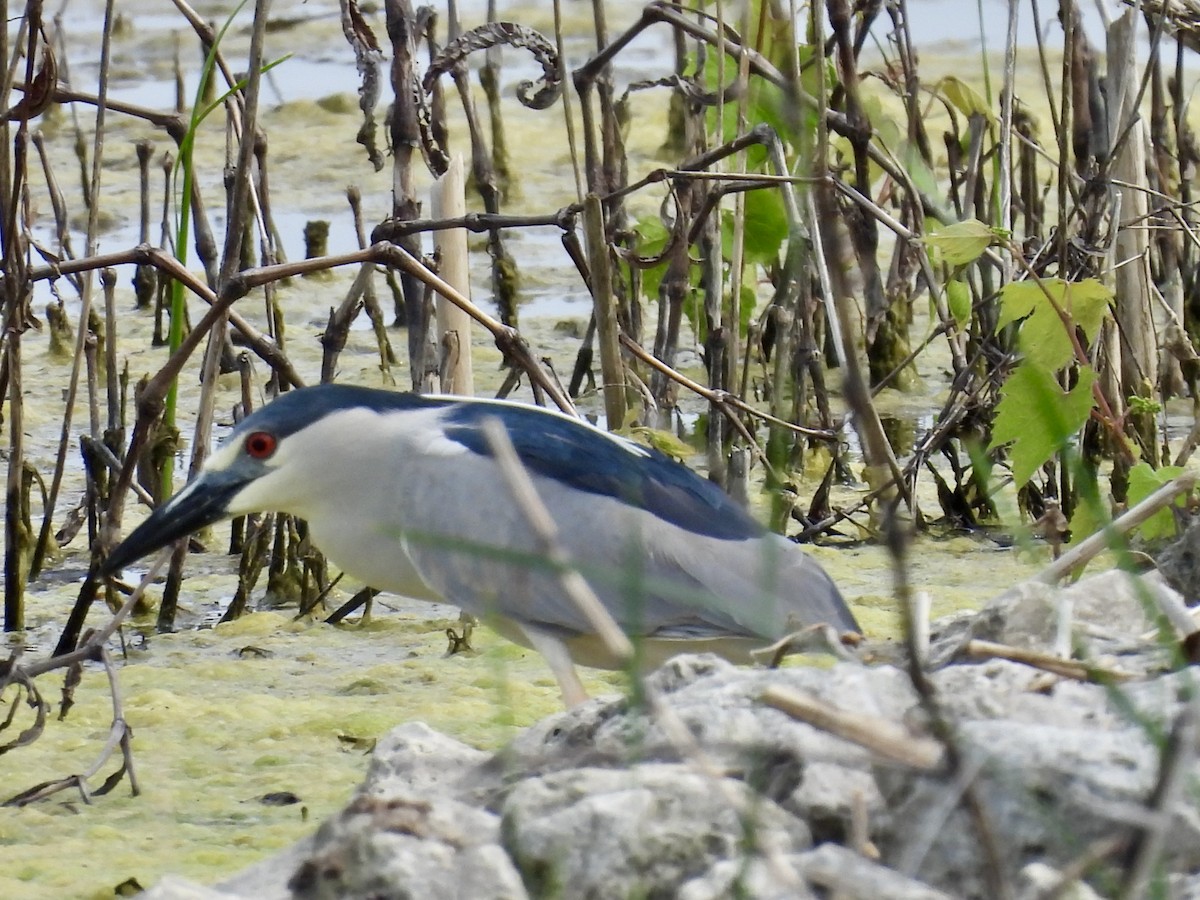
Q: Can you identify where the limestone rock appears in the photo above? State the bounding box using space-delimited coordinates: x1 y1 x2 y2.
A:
285 794 526 900
501 764 810 899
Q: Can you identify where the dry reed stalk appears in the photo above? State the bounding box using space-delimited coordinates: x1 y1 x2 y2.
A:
432 154 474 395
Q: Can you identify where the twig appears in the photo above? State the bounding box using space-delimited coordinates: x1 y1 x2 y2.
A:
28 244 303 388
761 684 944 770
27 550 170 680
618 333 834 439
963 639 1134 683
912 591 931 664
1035 473 1196 583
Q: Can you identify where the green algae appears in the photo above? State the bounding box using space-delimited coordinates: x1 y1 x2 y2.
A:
0 600 625 899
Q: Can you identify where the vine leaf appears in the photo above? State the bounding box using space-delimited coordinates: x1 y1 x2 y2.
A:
1128 461 1186 541
937 75 995 123
738 188 787 266
990 362 1097 486
945 278 971 326
997 278 1113 371
925 218 994 266
900 139 939 199
632 215 671 302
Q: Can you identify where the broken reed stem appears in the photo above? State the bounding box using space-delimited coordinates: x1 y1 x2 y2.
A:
761 684 944 770
1 12 42 629
321 258 373 383
432 155 474 395
912 590 931 664
1036 473 1197 584
964 639 1133 683
384 0 428 388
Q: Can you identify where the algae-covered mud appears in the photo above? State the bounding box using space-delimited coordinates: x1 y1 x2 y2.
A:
1 602 624 897
0 0 1126 896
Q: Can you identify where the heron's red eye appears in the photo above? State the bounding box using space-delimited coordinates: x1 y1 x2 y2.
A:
244 431 277 460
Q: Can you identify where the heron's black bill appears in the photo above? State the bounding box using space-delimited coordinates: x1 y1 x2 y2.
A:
100 471 248 576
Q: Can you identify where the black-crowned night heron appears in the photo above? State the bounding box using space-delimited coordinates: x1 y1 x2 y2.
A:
102 384 858 704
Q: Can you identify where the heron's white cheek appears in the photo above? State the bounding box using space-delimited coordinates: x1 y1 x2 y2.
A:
226 467 305 517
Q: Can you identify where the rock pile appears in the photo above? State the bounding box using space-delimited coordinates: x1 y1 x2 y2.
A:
141 568 1200 899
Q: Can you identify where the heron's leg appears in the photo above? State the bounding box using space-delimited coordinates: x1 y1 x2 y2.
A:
520 625 589 707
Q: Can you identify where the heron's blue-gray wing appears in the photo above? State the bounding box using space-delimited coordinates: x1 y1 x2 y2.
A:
396 403 855 639
439 402 766 541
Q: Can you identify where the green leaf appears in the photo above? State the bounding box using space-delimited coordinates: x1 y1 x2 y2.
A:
741 188 787 266
995 279 1039 329
997 278 1113 372
705 72 778 162
873 101 901 150
1127 395 1163 417
634 215 670 303
926 219 994 266
745 82 789 154
1127 462 1186 541
900 139 939 200
1066 466 1107 549
796 43 835 132
634 215 668 252
938 75 995 123
738 282 757 333
639 264 665 305
945 278 971 326
990 362 1097 486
